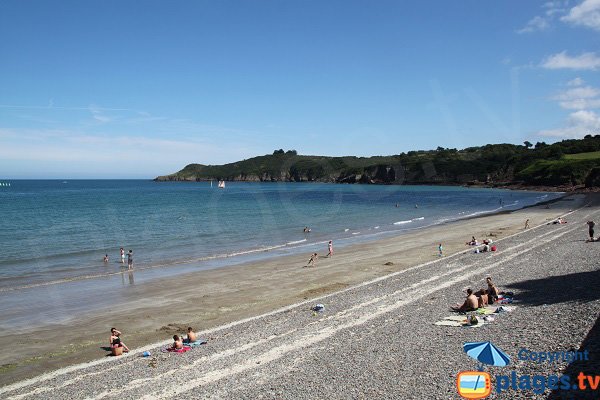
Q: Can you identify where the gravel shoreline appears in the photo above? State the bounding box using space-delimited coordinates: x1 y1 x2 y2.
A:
1 199 598 399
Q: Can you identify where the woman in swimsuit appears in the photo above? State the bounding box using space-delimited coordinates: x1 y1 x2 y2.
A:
110 328 130 352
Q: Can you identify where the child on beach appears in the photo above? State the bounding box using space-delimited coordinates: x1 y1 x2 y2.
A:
327 241 333 257
524 219 530 229
438 243 443 257
172 335 183 350
307 253 318 267
127 250 133 269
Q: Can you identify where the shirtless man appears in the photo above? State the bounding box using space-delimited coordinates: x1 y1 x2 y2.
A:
185 327 197 343
452 289 478 312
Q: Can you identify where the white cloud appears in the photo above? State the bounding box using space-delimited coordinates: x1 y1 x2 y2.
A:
561 0 600 31
544 1 568 16
538 110 600 137
554 86 600 101
567 77 585 86
541 51 600 70
552 85 600 109
517 16 550 33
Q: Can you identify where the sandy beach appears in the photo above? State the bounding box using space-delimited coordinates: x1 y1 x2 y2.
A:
0 193 596 394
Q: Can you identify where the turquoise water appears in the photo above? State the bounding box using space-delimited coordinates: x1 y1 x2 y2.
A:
0 180 560 332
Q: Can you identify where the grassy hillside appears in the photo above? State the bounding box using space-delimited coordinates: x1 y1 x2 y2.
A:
156 137 600 188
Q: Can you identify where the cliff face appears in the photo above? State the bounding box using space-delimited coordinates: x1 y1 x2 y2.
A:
156 162 495 185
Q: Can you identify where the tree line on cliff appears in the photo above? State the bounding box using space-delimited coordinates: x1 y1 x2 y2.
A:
155 136 600 188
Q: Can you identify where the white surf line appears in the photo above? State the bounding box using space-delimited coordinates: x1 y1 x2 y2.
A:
0 205 587 397
6 224 575 400
141 228 578 399
91 227 578 400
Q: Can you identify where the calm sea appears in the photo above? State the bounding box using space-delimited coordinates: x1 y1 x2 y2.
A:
0 180 560 332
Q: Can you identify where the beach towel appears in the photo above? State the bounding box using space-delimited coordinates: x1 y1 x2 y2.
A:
434 320 463 327
162 346 192 353
185 340 207 348
494 306 514 313
476 307 496 315
434 315 485 328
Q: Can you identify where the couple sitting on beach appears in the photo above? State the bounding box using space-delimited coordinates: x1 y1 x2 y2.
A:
171 327 197 350
474 239 496 253
451 277 500 312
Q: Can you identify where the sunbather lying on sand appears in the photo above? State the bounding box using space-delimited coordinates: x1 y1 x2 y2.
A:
451 289 478 312
172 335 183 350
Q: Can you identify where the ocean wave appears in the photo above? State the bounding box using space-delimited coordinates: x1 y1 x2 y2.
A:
412 217 425 221
393 220 412 225
286 239 307 246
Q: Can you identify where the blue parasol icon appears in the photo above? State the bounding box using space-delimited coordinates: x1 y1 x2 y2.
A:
463 341 511 368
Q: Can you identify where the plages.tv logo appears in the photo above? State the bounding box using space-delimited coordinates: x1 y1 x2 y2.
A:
456 341 510 399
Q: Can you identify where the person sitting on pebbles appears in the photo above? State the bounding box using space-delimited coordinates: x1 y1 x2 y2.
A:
172 334 184 350
184 327 197 343
451 288 478 312
485 277 499 302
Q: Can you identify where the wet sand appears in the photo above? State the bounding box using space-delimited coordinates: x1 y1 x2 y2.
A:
0 194 585 386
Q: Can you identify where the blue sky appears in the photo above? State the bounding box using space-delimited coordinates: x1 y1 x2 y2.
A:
1 0 599 178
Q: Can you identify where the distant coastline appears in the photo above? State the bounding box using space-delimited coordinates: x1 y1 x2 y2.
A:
155 138 600 190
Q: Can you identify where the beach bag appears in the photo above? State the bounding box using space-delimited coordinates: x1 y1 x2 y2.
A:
491 245 497 252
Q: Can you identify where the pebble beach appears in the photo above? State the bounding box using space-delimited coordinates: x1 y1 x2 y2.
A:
1 194 599 399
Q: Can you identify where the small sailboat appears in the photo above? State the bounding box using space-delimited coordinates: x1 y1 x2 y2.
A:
218 180 225 189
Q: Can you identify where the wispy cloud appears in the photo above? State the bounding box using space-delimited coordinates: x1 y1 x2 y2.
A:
0 104 129 111
537 75 600 138
541 51 600 70
561 0 600 31
516 0 568 33
567 77 585 86
517 16 550 34
538 110 600 137
552 85 600 109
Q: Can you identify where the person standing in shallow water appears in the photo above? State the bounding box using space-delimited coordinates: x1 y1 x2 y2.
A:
127 249 133 269
120 247 125 264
